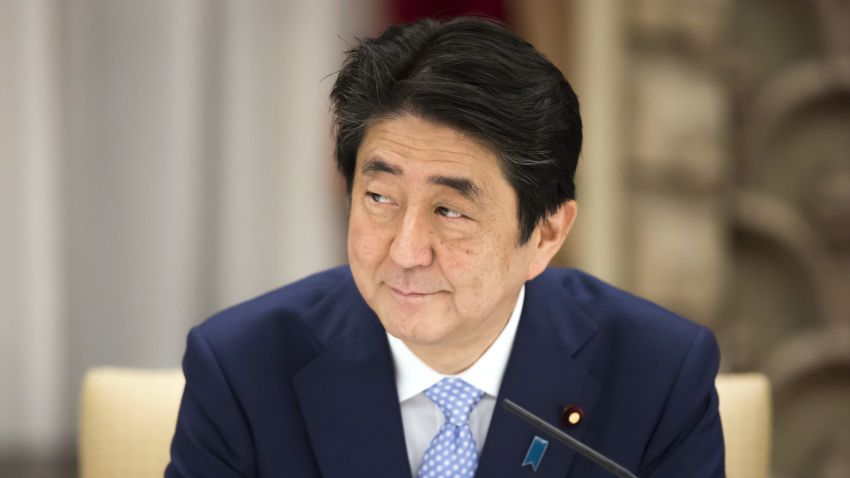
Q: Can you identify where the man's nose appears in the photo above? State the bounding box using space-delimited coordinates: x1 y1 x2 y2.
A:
389 209 434 269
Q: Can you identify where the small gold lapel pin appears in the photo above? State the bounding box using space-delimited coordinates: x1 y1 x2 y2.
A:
561 404 583 427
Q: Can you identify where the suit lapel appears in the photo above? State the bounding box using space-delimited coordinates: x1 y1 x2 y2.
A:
292 305 411 478
477 274 601 477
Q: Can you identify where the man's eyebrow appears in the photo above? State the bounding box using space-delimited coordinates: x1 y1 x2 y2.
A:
361 158 402 176
360 157 482 203
427 175 482 202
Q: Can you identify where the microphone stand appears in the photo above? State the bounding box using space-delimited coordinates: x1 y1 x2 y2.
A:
501 399 638 478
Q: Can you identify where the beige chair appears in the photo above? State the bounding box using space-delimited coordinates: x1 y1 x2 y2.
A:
79 368 185 478
79 368 771 477
716 373 772 478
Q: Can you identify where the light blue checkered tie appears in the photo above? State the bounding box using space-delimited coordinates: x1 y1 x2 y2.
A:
417 378 485 478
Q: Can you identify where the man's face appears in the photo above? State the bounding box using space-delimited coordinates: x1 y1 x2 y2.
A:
348 114 546 353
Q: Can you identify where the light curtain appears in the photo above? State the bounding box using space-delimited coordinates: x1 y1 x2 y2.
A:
0 0 381 463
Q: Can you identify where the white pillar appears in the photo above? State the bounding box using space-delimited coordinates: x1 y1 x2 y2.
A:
572 0 628 287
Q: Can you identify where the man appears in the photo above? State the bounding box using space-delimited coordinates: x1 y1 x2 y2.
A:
166 17 724 477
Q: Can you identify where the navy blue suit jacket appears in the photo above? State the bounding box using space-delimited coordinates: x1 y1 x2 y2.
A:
166 267 724 477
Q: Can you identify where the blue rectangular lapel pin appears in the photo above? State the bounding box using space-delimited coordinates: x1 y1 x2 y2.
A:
522 435 549 472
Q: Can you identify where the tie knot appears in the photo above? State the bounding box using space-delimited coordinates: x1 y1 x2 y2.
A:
424 378 484 426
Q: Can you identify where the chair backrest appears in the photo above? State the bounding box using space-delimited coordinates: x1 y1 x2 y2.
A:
79 367 184 478
716 373 772 478
78 368 772 477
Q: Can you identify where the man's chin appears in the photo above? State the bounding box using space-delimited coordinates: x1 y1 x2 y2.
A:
393 331 451 350
380 313 451 346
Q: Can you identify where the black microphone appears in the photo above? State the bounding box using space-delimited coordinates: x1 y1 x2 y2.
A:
501 399 638 478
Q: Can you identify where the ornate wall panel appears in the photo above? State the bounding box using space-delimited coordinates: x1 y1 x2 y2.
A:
629 0 733 328
626 0 850 476
733 1 850 476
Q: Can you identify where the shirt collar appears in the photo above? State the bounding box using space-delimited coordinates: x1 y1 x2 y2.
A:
387 286 525 401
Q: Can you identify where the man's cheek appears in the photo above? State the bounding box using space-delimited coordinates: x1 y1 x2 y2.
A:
348 218 382 260
439 238 488 270
439 252 487 290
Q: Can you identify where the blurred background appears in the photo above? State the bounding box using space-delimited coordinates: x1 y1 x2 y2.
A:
1 0 848 476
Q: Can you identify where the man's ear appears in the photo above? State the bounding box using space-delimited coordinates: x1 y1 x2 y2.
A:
526 200 578 280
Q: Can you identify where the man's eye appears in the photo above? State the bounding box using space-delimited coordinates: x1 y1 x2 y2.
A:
368 192 393 204
436 206 463 219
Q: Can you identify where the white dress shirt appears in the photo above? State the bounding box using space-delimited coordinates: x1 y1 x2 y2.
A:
387 286 525 477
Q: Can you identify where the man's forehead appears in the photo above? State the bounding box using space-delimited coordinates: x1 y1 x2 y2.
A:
353 115 514 200
360 115 496 163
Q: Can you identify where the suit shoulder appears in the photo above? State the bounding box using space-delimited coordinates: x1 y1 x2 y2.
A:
194 266 357 352
536 268 711 354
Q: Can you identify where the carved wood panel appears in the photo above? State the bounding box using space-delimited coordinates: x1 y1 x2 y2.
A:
627 0 850 476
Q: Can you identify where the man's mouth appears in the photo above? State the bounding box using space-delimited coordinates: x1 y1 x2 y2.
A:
389 286 437 298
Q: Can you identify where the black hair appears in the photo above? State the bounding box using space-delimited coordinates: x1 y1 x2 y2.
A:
330 16 582 244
